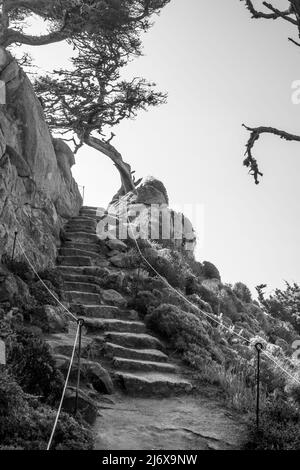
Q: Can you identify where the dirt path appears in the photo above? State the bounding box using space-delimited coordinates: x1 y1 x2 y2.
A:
94 393 248 450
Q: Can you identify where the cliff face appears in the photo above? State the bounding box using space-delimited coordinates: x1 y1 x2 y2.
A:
0 48 82 268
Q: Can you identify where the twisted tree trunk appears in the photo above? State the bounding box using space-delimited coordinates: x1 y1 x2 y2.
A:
84 135 137 194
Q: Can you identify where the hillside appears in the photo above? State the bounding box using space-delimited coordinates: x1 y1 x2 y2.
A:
0 44 300 452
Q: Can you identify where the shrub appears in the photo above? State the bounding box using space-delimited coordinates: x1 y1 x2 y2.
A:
196 285 220 313
29 279 59 306
233 282 252 303
245 399 300 450
142 249 186 289
0 371 93 450
7 326 63 404
146 303 224 364
38 268 65 294
1 255 33 282
202 261 221 280
130 290 159 316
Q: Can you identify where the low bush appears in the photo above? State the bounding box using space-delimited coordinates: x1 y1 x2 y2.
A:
1 255 33 282
7 326 63 404
245 398 300 450
0 371 93 450
38 268 65 295
29 279 60 306
202 261 221 280
233 282 252 303
146 303 224 364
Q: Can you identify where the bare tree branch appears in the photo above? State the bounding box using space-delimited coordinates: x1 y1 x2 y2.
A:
4 28 68 46
242 0 294 21
242 124 300 184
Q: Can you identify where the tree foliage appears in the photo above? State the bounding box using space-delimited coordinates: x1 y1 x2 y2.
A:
35 30 167 192
256 281 300 333
0 0 170 47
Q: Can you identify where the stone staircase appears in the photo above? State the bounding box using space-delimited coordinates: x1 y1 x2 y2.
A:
54 206 193 397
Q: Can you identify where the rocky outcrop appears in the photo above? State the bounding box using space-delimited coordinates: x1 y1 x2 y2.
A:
0 48 82 268
107 176 196 255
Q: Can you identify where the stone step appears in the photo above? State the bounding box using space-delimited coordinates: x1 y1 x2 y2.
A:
104 332 164 350
64 231 99 243
59 248 102 259
69 217 96 226
57 266 93 275
58 256 92 267
65 225 96 234
64 281 100 293
64 290 101 305
105 342 168 363
54 354 113 394
82 318 145 334
70 305 138 321
46 331 93 358
80 210 99 218
115 371 193 396
71 216 98 224
61 273 100 284
81 206 100 211
113 357 177 374
63 242 100 254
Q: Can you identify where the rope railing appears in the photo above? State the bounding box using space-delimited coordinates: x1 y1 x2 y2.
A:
9 214 300 442
15 239 86 449
17 240 78 322
47 322 80 450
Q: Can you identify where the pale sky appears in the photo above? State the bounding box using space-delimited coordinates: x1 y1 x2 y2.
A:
21 0 300 295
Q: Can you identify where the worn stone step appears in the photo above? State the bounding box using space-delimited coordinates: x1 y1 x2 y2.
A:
46 331 93 358
61 273 100 284
81 206 100 211
80 209 99 218
58 255 92 267
113 357 177 374
65 225 96 234
64 281 100 293
59 248 102 259
82 318 146 334
70 305 138 321
69 217 96 225
64 231 99 243
63 242 100 254
64 290 101 305
57 266 92 275
71 216 98 224
105 342 168 363
104 332 164 350
115 371 193 396
54 354 114 394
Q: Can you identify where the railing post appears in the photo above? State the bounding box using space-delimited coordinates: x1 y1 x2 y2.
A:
82 186 85 205
11 231 18 261
74 318 84 416
255 342 263 430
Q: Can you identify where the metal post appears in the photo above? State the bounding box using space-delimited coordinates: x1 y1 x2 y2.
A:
74 319 84 416
11 231 18 261
255 342 263 430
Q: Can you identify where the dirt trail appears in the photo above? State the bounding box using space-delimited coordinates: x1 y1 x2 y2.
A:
94 393 248 450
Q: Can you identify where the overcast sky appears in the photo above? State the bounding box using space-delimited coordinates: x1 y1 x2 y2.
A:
24 0 300 295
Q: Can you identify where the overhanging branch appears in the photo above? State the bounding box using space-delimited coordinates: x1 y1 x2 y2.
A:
242 124 300 184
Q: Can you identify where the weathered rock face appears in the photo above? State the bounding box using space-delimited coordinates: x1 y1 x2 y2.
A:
0 48 82 268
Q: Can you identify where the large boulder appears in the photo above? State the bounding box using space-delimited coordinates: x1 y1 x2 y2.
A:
102 289 127 307
107 176 196 255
